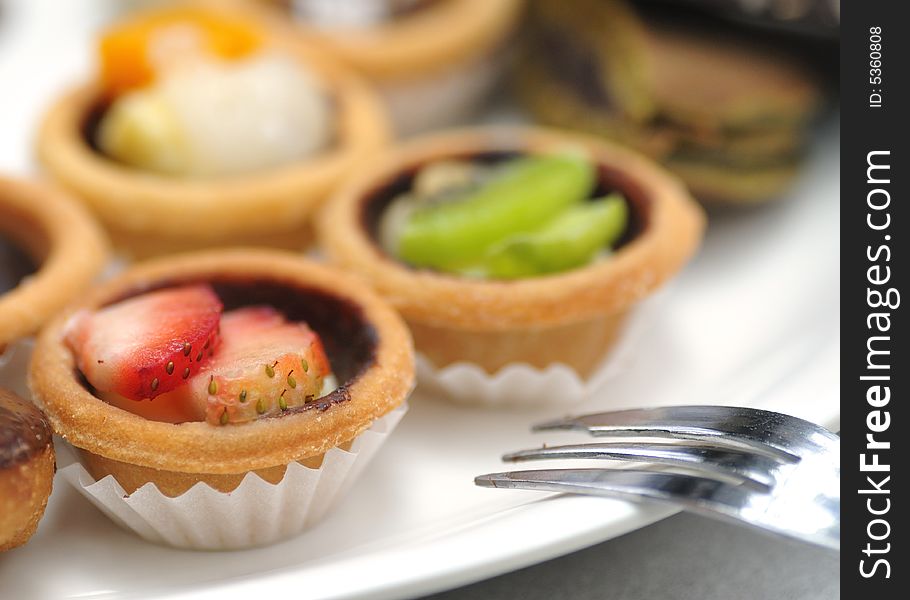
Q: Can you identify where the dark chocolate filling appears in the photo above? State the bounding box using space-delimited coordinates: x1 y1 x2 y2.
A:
360 149 651 266
81 276 378 419
0 392 52 470
81 101 109 155
0 234 37 295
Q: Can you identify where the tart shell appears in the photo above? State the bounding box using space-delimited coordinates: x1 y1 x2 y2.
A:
36 12 391 256
29 250 414 487
317 127 705 374
270 0 524 81
409 310 630 377
73 444 336 497
0 176 109 351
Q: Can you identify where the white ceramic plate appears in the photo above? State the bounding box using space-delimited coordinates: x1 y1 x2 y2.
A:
0 2 839 598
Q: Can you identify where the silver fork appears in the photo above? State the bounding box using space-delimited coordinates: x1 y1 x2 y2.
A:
475 406 840 550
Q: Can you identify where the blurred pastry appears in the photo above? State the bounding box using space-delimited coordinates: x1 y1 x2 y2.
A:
517 0 822 203
258 0 525 134
0 176 108 353
319 127 704 377
37 4 389 257
1 388 55 552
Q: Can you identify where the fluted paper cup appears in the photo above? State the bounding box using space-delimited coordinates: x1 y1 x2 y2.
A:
57 404 407 550
414 289 668 407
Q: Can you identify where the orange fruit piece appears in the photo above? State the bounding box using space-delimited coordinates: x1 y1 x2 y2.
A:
99 6 263 98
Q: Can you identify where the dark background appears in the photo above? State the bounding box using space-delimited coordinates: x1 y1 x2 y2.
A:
841 1 904 598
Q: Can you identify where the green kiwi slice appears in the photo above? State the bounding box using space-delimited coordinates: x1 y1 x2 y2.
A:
394 154 595 270
466 194 628 279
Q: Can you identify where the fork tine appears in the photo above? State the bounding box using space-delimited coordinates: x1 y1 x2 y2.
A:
532 406 838 461
475 468 751 514
502 442 783 491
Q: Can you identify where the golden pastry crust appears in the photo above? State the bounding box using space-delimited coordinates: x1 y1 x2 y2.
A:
409 311 630 376
0 177 109 351
1 388 55 552
318 127 705 330
269 0 524 81
105 222 315 260
73 439 350 497
36 18 390 256
29 250 414 479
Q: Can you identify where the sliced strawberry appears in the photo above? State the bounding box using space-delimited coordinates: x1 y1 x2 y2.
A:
65 284 223 400
152 306 332 425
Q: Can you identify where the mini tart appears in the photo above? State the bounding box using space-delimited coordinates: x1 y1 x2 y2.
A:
29 250 414 497
518 0 822 204
0 176 109 352
318 128 705 376
36 11 390 258
259 0 524 132
0 388 55 552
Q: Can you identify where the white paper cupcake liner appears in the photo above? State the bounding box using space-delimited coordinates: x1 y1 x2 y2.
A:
381 49 507 135
0 338 33 398
415 289 670 407
57 403 407 550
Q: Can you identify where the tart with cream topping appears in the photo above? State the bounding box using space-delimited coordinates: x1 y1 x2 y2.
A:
319 127 705 376
37 4 390 257
29 250 414 498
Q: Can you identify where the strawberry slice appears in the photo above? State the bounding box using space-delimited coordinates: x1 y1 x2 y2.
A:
65 284 223 400
141 306 332 425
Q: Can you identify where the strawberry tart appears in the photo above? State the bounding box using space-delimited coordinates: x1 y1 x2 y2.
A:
28 249 414 547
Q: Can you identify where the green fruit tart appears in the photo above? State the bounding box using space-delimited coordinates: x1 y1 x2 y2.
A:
318 127 705 392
